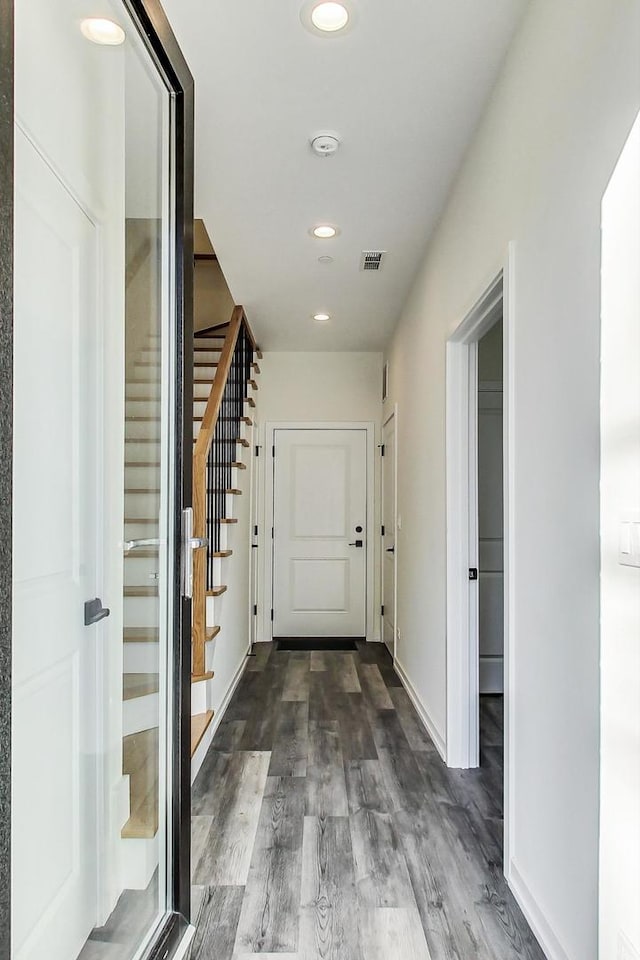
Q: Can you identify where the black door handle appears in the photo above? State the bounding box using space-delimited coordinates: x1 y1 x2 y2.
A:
349 540 364 548
386 547 395 554
84 598 110 626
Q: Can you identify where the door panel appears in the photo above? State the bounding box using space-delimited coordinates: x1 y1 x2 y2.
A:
273 429 367 637
382 417 397 655
13 128 99 960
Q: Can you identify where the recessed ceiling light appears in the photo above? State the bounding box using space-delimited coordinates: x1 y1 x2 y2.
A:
301 0 356 38
318 256 334 264
312 225 338 239
311 2 349 33
80 18 125 45
313 313 331 322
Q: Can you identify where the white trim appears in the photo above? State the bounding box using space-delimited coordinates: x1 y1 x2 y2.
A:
503 242 517 873
172 924 196 960
381 406 398 657
262 421 377 642
508 861 567 960
394 657 447 761
190 651 250 783
445 265 508 746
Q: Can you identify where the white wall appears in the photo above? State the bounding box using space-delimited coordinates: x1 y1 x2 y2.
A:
255 351 383 642
384 3 640 958
600 113 640 960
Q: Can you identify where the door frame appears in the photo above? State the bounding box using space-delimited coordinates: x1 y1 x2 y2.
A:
381 406 398 659
0 0 14 951
263 421 376 642
123 0 195 950
445 248 515 872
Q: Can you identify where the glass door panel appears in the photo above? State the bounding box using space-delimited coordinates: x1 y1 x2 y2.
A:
12 2 190 958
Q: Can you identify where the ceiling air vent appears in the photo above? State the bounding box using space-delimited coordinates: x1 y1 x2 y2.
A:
360 250 386 272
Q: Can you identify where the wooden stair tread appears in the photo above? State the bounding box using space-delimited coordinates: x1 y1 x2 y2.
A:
219 518 238 524
123 549 159 559
251 363 261 374
191 671 214 683
206 626 221 642
207 585 228 597
231 461 246 469
124 628 159 643
213 549 233 557
124 585 158 598
256 349 263 359
191 711 214 757
123 672 159 701
248 380 259 390
121 728 158 839
245 397 256 408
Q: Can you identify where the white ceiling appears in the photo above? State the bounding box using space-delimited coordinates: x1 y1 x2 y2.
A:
162 0 527 351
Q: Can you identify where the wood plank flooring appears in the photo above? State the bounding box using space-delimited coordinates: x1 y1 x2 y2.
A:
190 643 545 960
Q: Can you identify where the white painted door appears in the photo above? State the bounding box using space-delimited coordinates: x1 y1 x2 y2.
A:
382 415 397 655
478 383 504 693
273 429 367 637
12 129 100 960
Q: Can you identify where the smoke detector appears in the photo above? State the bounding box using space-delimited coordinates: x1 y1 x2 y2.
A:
310 132 341 158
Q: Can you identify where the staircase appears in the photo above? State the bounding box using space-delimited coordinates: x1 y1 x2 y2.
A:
190 306 261 755
119 306 260 856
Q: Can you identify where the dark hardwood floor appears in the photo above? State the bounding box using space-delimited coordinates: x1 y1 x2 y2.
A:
190 642 545 960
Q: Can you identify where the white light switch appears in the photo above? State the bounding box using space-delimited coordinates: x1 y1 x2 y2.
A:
619 513 640 568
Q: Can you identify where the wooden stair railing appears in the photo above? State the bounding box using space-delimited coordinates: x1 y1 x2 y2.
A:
192 306 257 678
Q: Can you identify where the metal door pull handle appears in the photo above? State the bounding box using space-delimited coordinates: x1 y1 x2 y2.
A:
84 597 110 626
349 540 364 548
124 537 163 552
189 537 208 549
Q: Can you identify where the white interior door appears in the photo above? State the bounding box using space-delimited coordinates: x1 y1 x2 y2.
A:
478 383 504 693
12 129 100 960
382 415 397 655
272 429 367 637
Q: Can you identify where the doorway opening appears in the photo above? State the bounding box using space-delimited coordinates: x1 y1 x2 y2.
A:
445 263 512 816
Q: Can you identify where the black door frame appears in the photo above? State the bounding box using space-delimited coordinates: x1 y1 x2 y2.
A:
0 1 195 955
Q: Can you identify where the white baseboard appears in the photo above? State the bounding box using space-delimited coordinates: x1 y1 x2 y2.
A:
508 859 569 960
190 648 251 784
393 657 447 761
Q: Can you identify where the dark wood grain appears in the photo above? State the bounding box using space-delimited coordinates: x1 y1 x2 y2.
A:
306 721 348 817
234 776 305 954
190 642 545 960
300 816 362 960
191 885 245 960
269 700 309 777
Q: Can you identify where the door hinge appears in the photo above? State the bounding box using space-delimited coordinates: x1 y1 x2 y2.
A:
272 445 275 458
255 445 260 457
270 608 274 621
381 605 385 616
381 524 385 536
271 527 274 539
380 444 385 456
253 603 258 616
254 524 258 537
469 568 478 581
